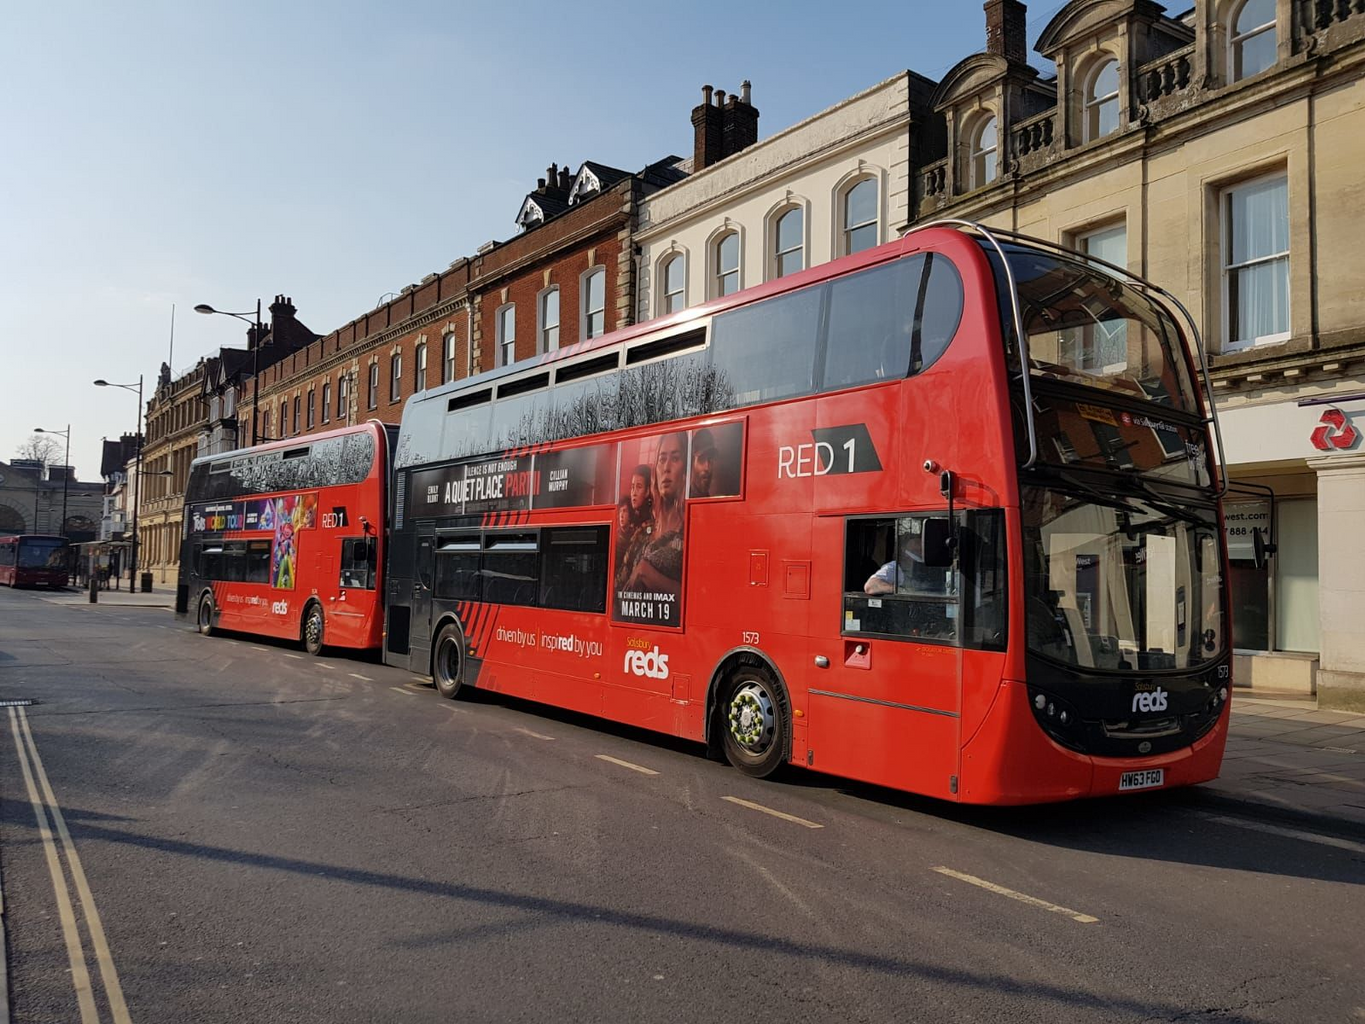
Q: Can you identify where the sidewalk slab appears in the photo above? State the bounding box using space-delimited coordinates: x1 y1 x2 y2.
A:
38 592 172 609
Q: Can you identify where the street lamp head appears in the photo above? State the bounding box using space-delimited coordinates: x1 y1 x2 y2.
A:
193 304 216 315
93 379 109 387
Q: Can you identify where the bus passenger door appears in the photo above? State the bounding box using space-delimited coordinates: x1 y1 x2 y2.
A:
410 525 436 675
807 513 962 800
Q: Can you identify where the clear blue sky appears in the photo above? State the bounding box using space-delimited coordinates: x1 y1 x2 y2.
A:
1 0 1067 480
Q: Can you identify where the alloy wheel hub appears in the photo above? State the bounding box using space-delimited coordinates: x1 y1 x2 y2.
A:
728 684 774 751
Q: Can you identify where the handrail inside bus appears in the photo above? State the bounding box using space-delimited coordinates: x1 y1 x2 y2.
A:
910 220 1228 495
912 219 1037 470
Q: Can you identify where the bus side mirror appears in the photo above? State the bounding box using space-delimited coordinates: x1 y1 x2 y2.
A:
922 517 954 568
1252 527 1277 570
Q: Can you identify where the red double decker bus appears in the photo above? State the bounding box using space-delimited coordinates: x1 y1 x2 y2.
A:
382 222 1230 805
0 534 72 588
176 422 393 654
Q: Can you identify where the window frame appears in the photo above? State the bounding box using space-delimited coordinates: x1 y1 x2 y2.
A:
1083 57 1121 142
771 204 805 279
367 362 379 410
292 395 300 435
336 374 348 420
1070 221 1131 374
496 303 517 367
712 230 741 299
969 115 999 190
415 341 427 392
306 388 315 430
1229 0 1277 82
1220 170 1291 352
582 267 607 340
538 286 560 353
390 351 402 403
442 331 456 384
840 176 880 256
659 252 686 315
321 382 331 424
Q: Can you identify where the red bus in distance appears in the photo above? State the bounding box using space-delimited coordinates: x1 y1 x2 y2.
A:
0 534 72 588
176 422 392 654
382 222 1230 806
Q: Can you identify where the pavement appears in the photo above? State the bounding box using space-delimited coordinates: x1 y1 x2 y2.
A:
37 586 174 609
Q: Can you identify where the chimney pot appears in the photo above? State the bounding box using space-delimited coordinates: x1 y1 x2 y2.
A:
715 89 726 107
702 84 713 103
740 80 752 104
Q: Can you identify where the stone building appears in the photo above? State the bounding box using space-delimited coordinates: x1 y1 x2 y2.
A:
0 459 102 539
636 76 935 320
915 0 1365 709
140 361 206 584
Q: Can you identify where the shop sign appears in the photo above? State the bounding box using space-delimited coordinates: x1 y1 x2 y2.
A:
1224 501 1271 561
1309 408 1361 452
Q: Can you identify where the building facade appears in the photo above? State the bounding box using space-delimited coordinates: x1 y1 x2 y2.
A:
636 77 935 320
916 0 1365 709
140 362 207 584
0 460 102 539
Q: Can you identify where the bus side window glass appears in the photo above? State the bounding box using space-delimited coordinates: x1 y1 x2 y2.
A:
710 284 825 407
434 534 481 601
823 256 921 391
340 538 376 590
246 540 271 585
961 510 1008 651
482 532 539 607
912 253 964 373
842 516 959 643
539 526 609 612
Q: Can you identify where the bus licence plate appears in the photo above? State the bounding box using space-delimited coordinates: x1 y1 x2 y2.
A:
1119 769 1164 792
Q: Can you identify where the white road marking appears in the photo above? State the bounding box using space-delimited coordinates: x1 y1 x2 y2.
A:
388 686 417 697
283 653 303 660
595 754 659 776
722 795 824 830
931 866 1099 924
1204 814 1365 855
251 646 270 653
514 727 555 741
348 673 373 682
313 662 331 670
17 709 133 1023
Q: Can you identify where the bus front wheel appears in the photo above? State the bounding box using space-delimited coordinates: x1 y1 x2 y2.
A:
197 594 216 637
720 666 787 779
302 603 325 656
432 623 466 700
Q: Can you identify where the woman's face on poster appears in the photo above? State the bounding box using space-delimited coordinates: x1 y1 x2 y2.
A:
655 435 686 500
629 472 648 510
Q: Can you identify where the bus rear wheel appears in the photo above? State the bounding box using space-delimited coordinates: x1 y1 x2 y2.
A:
302 603 325 656
720 666 787 779
197 594 216 637
432 623 466 699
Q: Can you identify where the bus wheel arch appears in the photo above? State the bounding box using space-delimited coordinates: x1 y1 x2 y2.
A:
431 616 467 699
706 649 792 777
301 600 325 656
196 590 217 637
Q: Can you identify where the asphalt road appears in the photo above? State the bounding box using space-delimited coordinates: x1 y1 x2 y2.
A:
0 585 1361 1023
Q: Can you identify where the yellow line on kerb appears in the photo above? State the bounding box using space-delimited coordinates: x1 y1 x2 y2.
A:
932 866 1099 924
18 708 133 1023
8 708 99 1024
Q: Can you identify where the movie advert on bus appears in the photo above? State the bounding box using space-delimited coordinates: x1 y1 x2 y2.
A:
410 443 618 517
612 422 743 628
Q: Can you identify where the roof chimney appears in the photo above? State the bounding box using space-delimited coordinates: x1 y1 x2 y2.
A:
722 80 759 161
984 0 1028 65
558 164 572 190
691 84 724 171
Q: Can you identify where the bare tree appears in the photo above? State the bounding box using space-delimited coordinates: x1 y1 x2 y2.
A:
14 434 62 468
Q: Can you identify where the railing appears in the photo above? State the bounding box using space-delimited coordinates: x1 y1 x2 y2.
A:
1137 44 1195 103
1010 110 1055 159
921 159 949 200
1301 0 1365 32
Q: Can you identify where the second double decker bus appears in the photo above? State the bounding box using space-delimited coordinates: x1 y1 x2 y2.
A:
177 422 393 654
383 223 1230 805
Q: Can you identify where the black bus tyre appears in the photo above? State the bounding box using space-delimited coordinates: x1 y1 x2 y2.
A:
720 665 788 779
432 623 466 700
197 593 216 637
302 602 325 656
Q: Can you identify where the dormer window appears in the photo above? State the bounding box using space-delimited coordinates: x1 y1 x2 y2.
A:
568 166 602 204
970 116 999 189
515 196 546 231
1231 0 1277 81
1084 58 1121 141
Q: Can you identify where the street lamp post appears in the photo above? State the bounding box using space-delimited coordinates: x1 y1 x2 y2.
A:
94 376 144 587
34 425 70 538
194 300 264 446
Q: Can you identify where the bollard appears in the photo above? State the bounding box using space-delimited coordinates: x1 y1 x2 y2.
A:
88 573 98 604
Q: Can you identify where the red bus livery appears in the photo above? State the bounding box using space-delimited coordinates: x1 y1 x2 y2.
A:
0 534 72 588
176 423 393 654
379 223 1231 805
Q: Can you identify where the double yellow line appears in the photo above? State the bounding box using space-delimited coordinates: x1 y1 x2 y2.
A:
8 707 131 1024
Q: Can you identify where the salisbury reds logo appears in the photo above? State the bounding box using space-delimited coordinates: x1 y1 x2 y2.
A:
1310 408 1360 452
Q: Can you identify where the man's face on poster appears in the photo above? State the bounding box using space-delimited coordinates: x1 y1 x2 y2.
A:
691 446 714 497
655 435 686 500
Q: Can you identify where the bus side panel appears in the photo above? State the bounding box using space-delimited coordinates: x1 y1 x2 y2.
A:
807 695 959 800
959 681 1093 805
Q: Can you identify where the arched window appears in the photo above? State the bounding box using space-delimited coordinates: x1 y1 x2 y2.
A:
1084 58 1120 141
1230 0 1276 81
970 116 998 189
843 178 878 254
582 268 606 339
773 207 804 278
321 382 331 424
660 254 686 314
539 288 560 351
497 304 516 366
714 231 740 297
